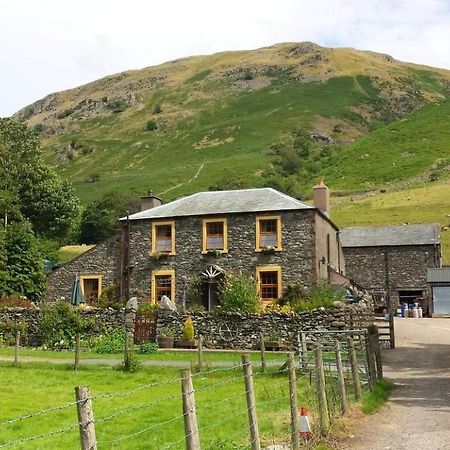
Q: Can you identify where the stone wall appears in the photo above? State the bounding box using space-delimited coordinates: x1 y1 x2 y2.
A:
0 307 124 346
156 302 373 349
343 244 440 308
46 236 122 301
129 210 318 305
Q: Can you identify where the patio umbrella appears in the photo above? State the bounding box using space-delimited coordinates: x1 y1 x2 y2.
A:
71 275 84 305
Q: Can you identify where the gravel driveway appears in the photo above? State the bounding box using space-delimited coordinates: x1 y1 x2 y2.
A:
341 318 450 450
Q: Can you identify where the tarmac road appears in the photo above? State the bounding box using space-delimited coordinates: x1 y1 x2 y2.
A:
341 318 450 450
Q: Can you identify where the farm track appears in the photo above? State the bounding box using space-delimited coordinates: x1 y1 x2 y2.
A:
340 318 450 450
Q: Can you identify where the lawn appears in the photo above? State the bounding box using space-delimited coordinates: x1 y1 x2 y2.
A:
0 347 286 364
0 359 323 449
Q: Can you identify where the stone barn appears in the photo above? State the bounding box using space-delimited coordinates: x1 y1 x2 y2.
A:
340 224 441 313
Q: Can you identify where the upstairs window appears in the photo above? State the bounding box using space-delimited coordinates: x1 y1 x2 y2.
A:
256 266 282 303
151 269 175 303
152 221 176 255
202 218 228 253
256 215 282 251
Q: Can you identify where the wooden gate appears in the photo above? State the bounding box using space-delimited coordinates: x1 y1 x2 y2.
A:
134 312 157 344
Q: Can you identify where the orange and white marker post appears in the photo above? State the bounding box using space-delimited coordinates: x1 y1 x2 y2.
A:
299 406 312 440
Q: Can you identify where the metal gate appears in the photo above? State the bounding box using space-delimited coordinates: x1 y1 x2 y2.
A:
134 312 157 344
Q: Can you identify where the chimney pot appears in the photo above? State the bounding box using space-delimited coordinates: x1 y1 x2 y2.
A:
313 181 330 217
140 192 162 211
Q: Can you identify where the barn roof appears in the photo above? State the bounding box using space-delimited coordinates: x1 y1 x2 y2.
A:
121 188 313 221
427 268 450 283
340 224 441 248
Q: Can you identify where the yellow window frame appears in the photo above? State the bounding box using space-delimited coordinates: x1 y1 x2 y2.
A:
256 265 282 303
202 218 228 253
79 275 103 299
151 269 176 304
255 215 282 252
151 221 176 255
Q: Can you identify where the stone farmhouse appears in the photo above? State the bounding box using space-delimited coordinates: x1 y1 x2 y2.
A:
47 184 347 309
340 224 441 313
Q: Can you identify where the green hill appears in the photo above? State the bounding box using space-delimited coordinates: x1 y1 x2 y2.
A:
16 42 450 202
15 42 450 262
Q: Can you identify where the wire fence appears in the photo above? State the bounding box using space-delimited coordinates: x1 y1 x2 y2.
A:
0 327 383 449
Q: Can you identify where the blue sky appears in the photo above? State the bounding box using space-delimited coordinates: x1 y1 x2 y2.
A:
1 0 450 116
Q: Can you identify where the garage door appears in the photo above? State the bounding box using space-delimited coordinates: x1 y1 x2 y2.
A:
433 287 450 314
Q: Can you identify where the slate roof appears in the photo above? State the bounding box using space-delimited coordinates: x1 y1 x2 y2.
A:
340 224 441 248
121 188 313 221
427 268 450 283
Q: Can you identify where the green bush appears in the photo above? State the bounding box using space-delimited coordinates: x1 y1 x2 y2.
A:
138 342 158 354
153 103 162 114
91 328 125 354
290 281 345 312
218 273 259 313
145 120 158 131
0 319 27 346
56 108 74 119
90 284 123 310
41 302 92 349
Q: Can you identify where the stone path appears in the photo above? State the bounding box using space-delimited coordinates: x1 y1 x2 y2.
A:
341 318 450 450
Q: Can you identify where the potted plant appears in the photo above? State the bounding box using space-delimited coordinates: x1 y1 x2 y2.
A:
206 249 222 258
175 317 197 349
156 328 175 348
261 246 276 255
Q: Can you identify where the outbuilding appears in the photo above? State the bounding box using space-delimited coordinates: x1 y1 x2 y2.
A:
427 268 450 317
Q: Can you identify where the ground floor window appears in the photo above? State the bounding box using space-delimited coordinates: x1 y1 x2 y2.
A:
80 275 103 301
256 265 282 303
151 269 175 303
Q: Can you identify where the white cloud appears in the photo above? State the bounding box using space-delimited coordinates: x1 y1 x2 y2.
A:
1 0 450 116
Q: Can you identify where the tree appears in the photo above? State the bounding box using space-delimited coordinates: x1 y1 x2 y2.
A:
0 222 46 301
79 191 140 244
0 118 80 239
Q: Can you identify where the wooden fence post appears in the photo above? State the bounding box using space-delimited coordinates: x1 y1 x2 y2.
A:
197 336 203 372
389 314 395 349
242 354 261 450
14 330 20 367
347 337 362 401
368 325 383 381
288 353 300 450
181 368 201 450
299 332 307 371
334 340 348 414
75 386 97 450
365 328 377 388
374 328 383 380
315 345 330 434
259 333 266 373
74 333 81 371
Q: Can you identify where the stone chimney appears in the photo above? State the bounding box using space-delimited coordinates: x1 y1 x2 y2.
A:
140 192 162 211
313 180 330 217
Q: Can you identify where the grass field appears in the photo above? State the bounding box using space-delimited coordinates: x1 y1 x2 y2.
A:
57 245 94 264
0 358 321 449
0 347 284 364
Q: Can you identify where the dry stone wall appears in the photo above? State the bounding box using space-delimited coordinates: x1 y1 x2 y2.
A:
0 307 124 346
157 302 373 349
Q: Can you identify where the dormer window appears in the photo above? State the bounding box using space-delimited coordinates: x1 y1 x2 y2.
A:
152 221 176 255
202 218 228 253
256 215 282 251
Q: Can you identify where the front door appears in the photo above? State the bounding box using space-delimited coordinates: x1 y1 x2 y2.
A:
200 265 225 311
